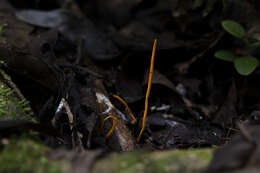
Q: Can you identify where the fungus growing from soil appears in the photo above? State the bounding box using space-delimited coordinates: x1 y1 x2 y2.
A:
104 115 118 138
112 94 137 124
137 39 157 141
96 39 157 141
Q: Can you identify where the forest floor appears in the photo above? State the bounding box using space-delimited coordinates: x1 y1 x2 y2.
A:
1 0 260 172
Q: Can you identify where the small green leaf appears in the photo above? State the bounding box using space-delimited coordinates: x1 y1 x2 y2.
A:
234 56 259 75
222 20 246 38
214 50 236 62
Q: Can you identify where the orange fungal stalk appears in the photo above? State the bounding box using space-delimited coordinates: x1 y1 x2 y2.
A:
137 39 157 142
104 115 118 138
112 94 137 124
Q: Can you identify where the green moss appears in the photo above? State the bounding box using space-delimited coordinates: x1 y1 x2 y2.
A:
0 138 71 173
93 149 214 173
0 68 34 121
150 149 213 173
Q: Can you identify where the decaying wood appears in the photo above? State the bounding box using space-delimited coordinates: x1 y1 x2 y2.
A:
95 79 136 151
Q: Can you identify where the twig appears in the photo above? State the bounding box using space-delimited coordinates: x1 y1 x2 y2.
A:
62 99 74 131
96 100 104 129
55 98 76 148
236 121 254 144
0 69 25 101
74 38 83 66
236 121 258 167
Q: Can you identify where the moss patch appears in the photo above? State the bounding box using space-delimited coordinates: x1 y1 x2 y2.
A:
0 137 71 173
93 149 214 173
0 68 34 121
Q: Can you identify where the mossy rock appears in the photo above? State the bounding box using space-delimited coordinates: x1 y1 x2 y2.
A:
93 149 213 173
0 137 71 173
0 136 214 173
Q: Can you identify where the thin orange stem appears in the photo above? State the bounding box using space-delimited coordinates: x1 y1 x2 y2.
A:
104 115 118 138
112 94 137 124
137 39 157 142
97 101 104 129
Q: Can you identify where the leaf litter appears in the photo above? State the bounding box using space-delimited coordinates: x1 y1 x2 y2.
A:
1 0 260 172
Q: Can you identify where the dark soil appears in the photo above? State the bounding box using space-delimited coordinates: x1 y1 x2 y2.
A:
1 0 260 172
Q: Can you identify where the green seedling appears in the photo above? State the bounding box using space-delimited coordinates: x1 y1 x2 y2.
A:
215 20 260 76
222 20 246 39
